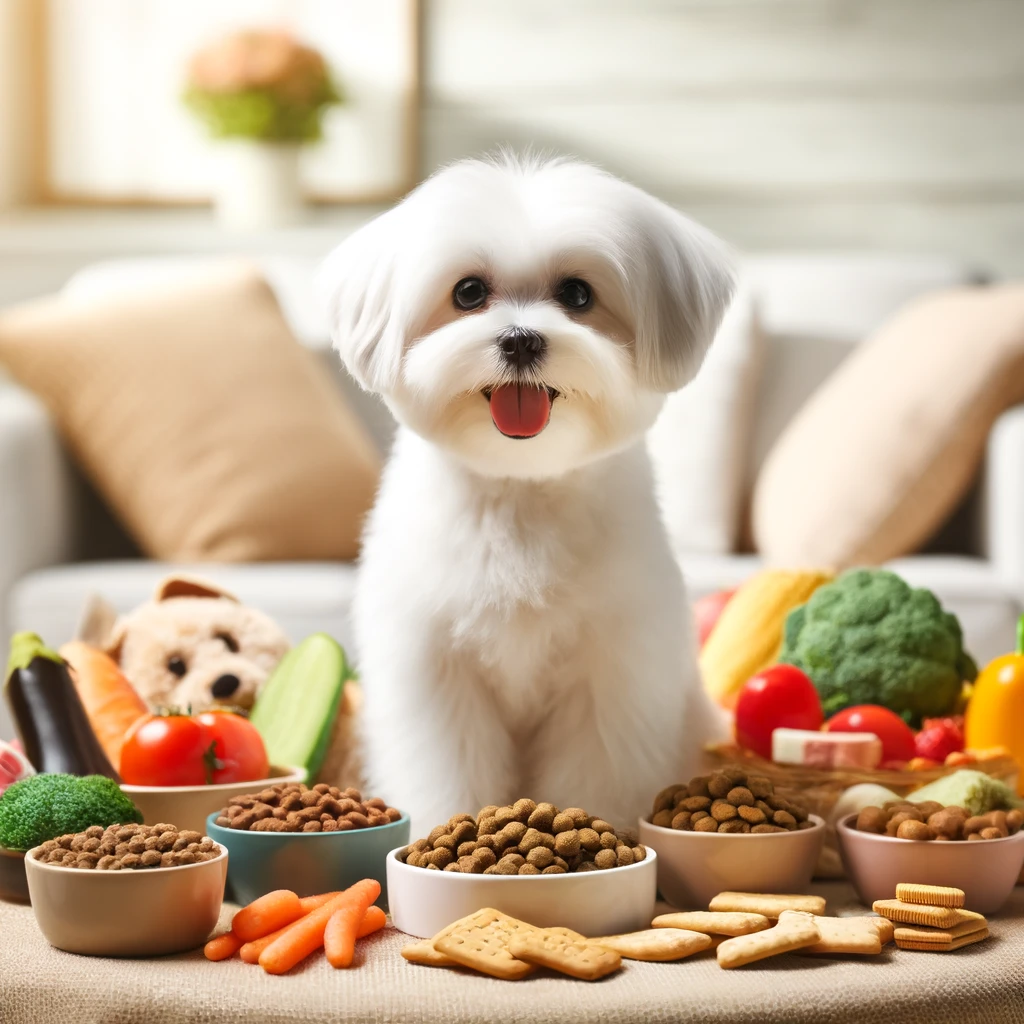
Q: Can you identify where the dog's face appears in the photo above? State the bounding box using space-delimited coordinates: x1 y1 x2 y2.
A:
320 156 734 479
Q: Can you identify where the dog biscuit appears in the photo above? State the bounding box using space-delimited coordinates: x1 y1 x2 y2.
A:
894 883 965 908
871 917 895 945
717 913 821 969
509 929 622 980
871 899 965 929
788 913 882 956
401 940 459 967
432 908 538 980
893 915 988 945
652 911 770 936
709 892 826 919
896 928 990 952
589 928 712 961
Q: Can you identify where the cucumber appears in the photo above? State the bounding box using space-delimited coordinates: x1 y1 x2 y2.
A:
250 633 350 781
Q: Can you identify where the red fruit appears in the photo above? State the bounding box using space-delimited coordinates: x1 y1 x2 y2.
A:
825 705 917 764
693 589 736 648
915 716 965 763
735 665 824 760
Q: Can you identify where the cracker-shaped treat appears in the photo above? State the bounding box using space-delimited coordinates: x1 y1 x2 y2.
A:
717 912 821 968
786 912 882 956
893 914 988 946
589 928 711 961
401 940 459 967
709 892 826 919
871 900 968 929
896 928 989 952
432 908 538 979
894 883 965 908
651 911 770 936
509 928 622 980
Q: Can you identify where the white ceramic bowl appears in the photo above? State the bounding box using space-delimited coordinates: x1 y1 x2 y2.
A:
121 765 306 835
836 814 1024 915
25 843 227 956
386 847 657 938
638 815 825 910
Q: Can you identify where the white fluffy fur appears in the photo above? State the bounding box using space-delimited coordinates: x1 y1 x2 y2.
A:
320 154 734 832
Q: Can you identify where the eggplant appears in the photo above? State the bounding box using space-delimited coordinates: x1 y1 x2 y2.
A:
4 632 119 780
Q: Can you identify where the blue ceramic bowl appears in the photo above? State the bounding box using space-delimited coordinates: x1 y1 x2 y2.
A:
206 812 409 907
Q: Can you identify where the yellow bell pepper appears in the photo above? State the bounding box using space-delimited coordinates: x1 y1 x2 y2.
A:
964 614 1024 795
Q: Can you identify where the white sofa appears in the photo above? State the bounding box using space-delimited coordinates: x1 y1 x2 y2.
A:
2 253 1022 738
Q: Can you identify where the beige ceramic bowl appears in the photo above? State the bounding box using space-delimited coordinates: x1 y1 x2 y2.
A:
25 842 227 956
638 815 825 910
387 846 658 938
121 765 306 835
836 814 1024 915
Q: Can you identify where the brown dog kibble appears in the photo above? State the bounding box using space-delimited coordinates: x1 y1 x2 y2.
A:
856 802 1019 842
33 823 220 870
219 783 400 834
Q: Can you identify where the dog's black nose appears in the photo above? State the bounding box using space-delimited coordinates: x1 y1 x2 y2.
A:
497 326 546 369
211 674 241 699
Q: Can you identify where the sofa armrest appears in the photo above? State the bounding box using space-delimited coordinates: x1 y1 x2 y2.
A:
983 403 1024 597
0 381 77 642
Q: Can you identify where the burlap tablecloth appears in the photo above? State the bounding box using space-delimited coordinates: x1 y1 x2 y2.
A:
3 882 1023 1024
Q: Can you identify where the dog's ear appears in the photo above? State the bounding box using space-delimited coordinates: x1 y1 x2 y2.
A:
631 200 735 392
154 574 239 603
317 206 408 394
75 593 120 650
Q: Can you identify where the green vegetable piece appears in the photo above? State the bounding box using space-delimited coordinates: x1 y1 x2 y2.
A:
779 568 976 728
249 634 349 780
906 769 1024 817
0 774 142 852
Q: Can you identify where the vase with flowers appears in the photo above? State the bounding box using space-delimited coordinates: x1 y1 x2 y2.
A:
184 30 341 229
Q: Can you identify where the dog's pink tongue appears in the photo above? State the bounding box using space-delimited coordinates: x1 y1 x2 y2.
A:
488 385 551 438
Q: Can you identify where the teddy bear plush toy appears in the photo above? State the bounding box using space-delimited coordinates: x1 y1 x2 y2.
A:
83 574 291 712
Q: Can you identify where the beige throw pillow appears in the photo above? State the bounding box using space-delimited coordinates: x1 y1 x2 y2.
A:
752 285 1024 568
0 264 380 561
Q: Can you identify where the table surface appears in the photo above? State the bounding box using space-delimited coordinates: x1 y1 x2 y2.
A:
3 882 1024 1024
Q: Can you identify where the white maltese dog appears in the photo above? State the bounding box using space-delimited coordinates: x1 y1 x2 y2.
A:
320 153 733 833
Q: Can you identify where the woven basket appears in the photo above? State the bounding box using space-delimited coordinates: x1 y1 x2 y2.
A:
707 744 1020 878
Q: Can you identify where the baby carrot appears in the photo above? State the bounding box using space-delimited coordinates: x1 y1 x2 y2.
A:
324 880 383 968
204 931 244 961
259 880 381 975
300 892 341 913
240 903 384 964
232 889 303 942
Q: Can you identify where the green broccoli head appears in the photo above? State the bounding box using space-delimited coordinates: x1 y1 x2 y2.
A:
779 568 976 727
0 774 143 852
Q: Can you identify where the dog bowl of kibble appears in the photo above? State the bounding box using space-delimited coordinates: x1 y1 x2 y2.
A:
637 766 825 910
24 822 227 956
837 801 1024 915
386 798 657 939
206 782 409 906
121 764 307 836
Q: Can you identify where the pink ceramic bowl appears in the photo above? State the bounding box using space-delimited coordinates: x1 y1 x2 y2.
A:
836 813 1024 915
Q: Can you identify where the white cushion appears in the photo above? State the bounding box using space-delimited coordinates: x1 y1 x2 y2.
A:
648 286 763 555
8 561 358 652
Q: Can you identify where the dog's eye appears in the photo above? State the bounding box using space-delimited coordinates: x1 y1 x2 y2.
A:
556 278 592 311
215 632 240 654
452 277 488 311
167 656 187 678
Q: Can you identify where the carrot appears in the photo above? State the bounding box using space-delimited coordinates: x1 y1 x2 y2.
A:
239 900 379 964
204 931 244 961
299 892 342 913
60 641 147 766
324 880 383 969
258 880 380 975
232 889 303 942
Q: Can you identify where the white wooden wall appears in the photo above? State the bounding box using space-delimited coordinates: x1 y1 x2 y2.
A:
422 0 1024 275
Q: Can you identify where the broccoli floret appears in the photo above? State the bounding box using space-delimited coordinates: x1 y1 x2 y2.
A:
0 774 142 852
779 568 976 727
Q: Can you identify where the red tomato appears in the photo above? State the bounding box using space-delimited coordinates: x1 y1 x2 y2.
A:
693 589 737 648
120 711 268 786
734 665 824 760
824 705 917 764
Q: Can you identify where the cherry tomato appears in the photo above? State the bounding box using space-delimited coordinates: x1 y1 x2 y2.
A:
824 705 917 764
120 710 268 786
735 665 824 759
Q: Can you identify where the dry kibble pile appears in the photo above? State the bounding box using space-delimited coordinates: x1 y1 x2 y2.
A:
649 766 814 834
855 801 1023 842
215 783 402 833
32 823 218 869
397 799 646 874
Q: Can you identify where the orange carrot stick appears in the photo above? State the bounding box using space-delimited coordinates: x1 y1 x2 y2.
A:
239 902 381 964
259 880 381 975
204 931 244 961
232 889 303 942
324 881 383 969
299 892 342 913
